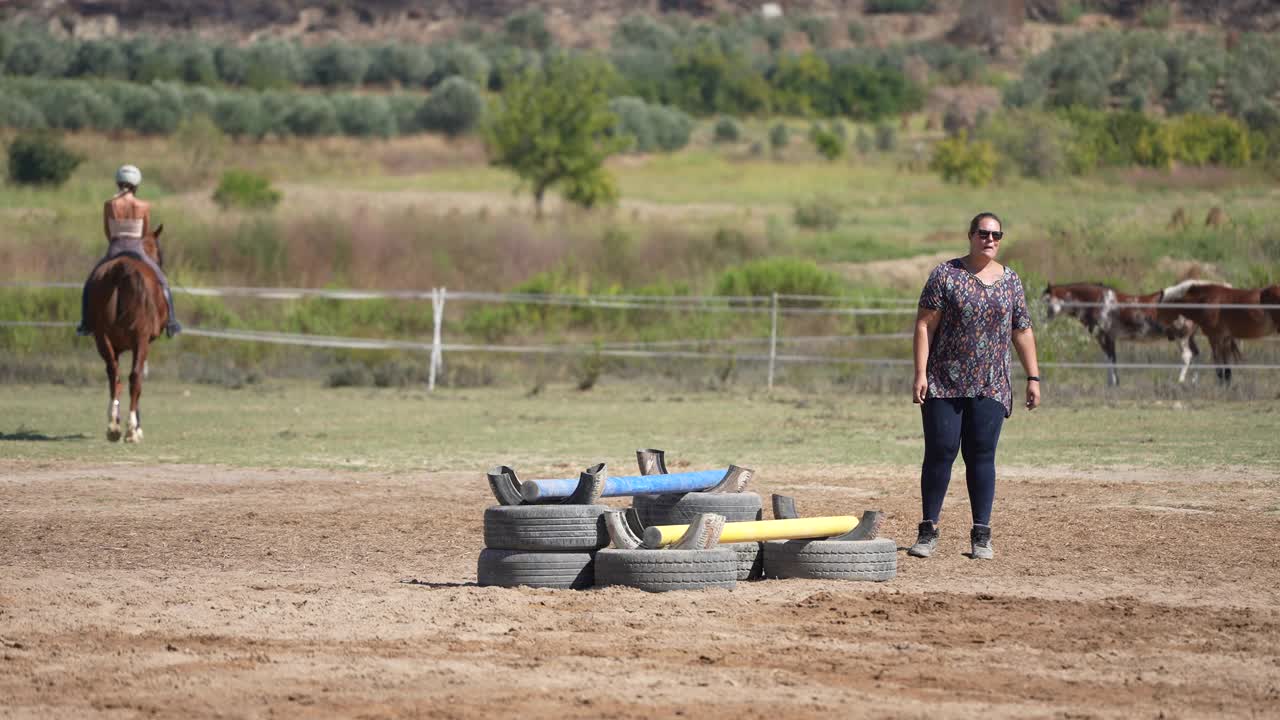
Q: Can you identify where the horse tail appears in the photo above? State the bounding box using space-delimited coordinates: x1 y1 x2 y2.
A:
97 258 160 336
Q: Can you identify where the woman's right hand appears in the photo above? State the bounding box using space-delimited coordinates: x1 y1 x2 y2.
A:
912 372 929 404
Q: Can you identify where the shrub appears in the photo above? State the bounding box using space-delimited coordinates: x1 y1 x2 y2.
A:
0 93 47 130
7 132 83 186
1140 3 1173 29
179 44 220 85
810 124 845 160
977 110 1076 179
333 94 396 138
418 76 485 136
69 40 128 79
930 132 997 186
793 195 841 230
769 122 790 151
214 45 250 85
847 21 868 43
1165 114 1252 167
212 170 281 210
33 83 121 132
613 13 678 51
387 94 427 134
212 94 265 138
3 32 73 77
306 42 372 87
366 44 434 87
429 44 491 88
610 96 656 151
281 94 340 136
505 9 553 51
713 116 741 143
244 41 304 89
865 0 934 13
715 257 840 298
649 104 695 151
875 122 897 151
795 15 832 49
855 127 873 154
127 40 183 83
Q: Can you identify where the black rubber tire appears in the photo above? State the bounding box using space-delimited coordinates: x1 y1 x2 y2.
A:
476 549 595 589
632 492 763 527
725 542 763 581
762 538 897 581
483 504 610 551
594 548 738 592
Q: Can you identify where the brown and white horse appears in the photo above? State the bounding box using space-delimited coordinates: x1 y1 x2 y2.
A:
1043 282 1200 386
1157 279 1280 385
86 225 169 442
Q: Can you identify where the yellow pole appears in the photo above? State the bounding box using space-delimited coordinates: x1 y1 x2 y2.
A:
648 515 859 547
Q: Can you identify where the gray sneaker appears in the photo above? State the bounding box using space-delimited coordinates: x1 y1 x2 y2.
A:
970 525 994 560
907 522 938 558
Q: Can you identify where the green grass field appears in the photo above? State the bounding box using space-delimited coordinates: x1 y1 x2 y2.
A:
4 381 1277 473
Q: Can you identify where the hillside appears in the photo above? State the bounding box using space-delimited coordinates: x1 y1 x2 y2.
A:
7 0 1280 45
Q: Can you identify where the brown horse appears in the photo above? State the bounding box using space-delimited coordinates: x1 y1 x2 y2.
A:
1043 282 1200 386
1157 280 1280 384
86 225 169 442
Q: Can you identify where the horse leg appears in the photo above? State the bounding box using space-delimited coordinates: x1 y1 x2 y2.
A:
95 334 123 442
1099 333 1118 387
1177 337 1193 383
1212 336 1232 386
124 341 149 443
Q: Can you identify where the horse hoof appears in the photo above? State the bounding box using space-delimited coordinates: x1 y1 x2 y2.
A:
125 429 143 444
107 425 122 442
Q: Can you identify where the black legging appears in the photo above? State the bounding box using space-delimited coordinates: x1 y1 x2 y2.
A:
920 397 1005 526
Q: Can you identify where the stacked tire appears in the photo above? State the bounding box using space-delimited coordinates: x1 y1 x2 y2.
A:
763 537 897 582
630 491 765 583
476 504 611 590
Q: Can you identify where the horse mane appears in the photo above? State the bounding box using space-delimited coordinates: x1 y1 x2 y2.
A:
1162 279 1230 302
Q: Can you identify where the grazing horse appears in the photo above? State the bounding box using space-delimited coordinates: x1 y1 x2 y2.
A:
1157 280 1280 385
86 225 169 442
1043 282 1200 385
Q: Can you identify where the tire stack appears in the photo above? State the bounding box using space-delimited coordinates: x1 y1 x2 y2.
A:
476 504 611 589
630 490 765 582
762 537 897 581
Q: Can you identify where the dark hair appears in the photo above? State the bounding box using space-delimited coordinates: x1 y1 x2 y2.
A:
968 212 1002 236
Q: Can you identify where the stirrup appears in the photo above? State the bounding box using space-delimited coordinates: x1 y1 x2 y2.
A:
165 321 182 338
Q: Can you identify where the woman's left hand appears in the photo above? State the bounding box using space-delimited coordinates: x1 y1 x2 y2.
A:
1025 379 1041 410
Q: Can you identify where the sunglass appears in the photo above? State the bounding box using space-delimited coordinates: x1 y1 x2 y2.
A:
975 230 1004 240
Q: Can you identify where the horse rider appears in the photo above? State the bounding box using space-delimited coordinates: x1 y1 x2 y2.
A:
77 165 182 338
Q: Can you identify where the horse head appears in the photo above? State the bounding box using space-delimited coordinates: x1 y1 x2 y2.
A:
1042 283 1064 319
144 224 165 269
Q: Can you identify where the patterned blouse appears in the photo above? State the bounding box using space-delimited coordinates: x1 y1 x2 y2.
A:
918 258 1033 418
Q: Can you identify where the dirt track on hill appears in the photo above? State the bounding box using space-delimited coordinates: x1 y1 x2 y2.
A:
2 460 1278 718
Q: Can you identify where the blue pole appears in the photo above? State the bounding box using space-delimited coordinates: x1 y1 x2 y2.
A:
522 469 729 502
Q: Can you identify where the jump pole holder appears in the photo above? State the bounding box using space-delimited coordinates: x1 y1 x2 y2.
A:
486 449 753 506
603 494 884 550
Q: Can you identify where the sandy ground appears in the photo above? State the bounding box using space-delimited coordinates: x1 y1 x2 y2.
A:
1 460 1278 719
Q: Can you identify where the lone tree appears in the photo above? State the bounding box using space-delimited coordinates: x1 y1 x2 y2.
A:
484 54 625 218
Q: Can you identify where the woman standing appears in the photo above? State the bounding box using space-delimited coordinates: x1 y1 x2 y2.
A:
908 212 1039 560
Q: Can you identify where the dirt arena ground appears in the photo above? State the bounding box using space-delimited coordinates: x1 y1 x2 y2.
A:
2 459 1277 719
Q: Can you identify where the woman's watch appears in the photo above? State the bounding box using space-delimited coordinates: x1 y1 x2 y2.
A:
1026 376 1040 382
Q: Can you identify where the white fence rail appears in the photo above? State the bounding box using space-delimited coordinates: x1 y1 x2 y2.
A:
4 282 1280 387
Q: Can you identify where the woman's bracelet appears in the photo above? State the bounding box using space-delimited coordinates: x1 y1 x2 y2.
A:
1026 375 1040 382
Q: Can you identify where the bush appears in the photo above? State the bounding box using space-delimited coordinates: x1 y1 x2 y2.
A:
7 132 83 186
875 122 897 151
32 83 121 132
769 122 790 151
613 13 678 51
1140 3 1173 29
418 76 485 136
855 127 873 154
865 0 934 13
649 104 695 151
214 45 250 85
69 40 128 79
977 110 1076 179
281 94 340 136
333 94 396 138
0 92 47 130
847 21 868 43
3 32 73 77
930 132 997 186
609 96 656 151
243 41 305 89
810 124 845 160
505 9 553 51
429 44 491 88
179 44 220 85
715 257 841 298
713 116 741 143
212 94 265 138
366 44 434 87
212 170 281 210
387 94 427 134
1165 114 1252 167
793 195 841 230
306 42 372 87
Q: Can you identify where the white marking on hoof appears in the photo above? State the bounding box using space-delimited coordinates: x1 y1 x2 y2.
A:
124 411 141 443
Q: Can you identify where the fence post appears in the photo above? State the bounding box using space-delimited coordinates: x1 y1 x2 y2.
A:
429 287 446 391
768 291 778 391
